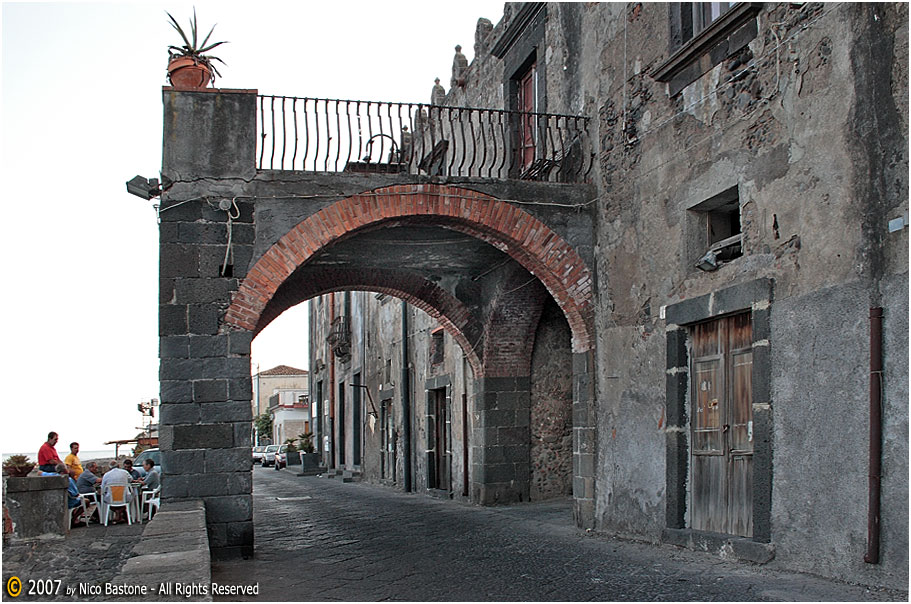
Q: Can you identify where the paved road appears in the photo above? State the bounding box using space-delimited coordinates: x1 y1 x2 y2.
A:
2 521 144 601
211 467 905 602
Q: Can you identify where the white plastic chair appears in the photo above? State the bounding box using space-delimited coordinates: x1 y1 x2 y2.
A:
102 485 133 526
79 491 99 526
140 487 161 521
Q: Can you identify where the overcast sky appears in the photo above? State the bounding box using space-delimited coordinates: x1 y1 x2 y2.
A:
0 0 502 455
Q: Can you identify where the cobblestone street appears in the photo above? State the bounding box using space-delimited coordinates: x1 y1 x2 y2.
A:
211 467 906 602
2 522 144 601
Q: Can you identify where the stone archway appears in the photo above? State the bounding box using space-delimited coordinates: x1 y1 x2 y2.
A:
159 181 597 560
225 184 594 354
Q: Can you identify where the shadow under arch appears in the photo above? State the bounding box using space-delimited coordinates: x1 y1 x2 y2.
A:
256 267 483 376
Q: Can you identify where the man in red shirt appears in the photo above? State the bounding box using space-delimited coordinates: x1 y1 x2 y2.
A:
38 432 62 473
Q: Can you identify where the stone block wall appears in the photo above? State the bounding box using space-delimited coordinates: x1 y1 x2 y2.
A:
3 476 68 540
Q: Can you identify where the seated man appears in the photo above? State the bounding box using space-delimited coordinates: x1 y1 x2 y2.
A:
139 458 161 519
76 461 102 494
37 432 63 473
42 463 84 524
64 442 83 479
122 459 141 480
100 461 133 523
140 458 160 492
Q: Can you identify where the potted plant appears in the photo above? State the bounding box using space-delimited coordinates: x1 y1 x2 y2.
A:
3 455 36 477
284 438 301 466
166 9 227 89
298 432 320 472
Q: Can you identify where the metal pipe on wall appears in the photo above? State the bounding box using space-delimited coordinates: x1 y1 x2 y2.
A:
865 306 884 564
401 300 412 492
329 292 336 469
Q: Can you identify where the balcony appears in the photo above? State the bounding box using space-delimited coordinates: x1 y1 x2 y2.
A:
257 95 593 183
327 315 351 359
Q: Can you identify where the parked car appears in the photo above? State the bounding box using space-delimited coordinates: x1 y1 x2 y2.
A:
252 446 267 464
134 448 161 476
260 444 279 467
274 444 289 470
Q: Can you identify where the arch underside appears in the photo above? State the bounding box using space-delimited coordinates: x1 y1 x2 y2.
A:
259 266 484 376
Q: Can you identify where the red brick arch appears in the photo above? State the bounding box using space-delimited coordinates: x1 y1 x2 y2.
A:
225 184 594 352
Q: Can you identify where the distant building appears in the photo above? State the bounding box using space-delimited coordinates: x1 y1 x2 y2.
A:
252 365 309 445
270 389 311 447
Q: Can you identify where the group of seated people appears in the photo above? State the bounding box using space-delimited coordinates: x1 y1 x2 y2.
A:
43 458 160 526
37 433 160 526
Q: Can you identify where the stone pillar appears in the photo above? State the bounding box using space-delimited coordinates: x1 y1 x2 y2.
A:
572 351 596 529
471 377 531 504
159 88 259 559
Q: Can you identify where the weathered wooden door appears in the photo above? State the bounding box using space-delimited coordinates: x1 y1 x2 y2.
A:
690 312 753 536
428 388 451 491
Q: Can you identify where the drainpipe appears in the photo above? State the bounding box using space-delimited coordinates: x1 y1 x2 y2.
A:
329 292 336 469
865 307 884 564
401 300 412 492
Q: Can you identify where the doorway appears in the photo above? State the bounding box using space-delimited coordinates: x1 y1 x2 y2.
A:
381 398 395 483
338 381 346 467
428 387 451 492
353 372 362 467
690 312 753 537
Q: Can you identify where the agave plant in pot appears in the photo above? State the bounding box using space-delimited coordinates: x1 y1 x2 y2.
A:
3 455 36 477
166 9 227 89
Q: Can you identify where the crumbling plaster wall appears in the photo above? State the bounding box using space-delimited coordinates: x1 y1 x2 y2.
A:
584 1 907 588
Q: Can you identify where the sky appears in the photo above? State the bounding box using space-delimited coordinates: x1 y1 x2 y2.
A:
0 0 503 455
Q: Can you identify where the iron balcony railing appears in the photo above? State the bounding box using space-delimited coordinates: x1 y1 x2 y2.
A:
327 315 351 359
257 95 594 183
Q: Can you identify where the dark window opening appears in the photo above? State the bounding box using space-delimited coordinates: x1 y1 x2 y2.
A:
429 328 445 366
690 186 743 271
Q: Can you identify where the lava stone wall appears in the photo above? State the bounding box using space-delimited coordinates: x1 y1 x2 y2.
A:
529 298 573 501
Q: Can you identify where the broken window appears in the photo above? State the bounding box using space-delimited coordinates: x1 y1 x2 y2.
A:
689 186 743 271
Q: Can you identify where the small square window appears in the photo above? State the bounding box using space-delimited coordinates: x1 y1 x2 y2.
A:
689 186 743 271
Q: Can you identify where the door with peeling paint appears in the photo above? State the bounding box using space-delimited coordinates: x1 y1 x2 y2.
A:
690 312 753 537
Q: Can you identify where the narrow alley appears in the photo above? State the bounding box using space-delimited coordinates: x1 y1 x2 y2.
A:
210 468 905 602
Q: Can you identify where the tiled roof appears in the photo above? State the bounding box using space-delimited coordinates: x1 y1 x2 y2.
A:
259 364 308 376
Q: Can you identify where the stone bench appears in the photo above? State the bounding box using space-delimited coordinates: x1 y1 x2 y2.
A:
111 500 211 601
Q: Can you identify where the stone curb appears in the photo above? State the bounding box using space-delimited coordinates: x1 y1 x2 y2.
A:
111 499 211 602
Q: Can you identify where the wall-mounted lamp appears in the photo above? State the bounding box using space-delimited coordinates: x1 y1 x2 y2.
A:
125 175 162 200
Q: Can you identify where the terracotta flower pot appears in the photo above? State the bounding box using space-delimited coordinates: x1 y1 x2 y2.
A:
3 465 34 477
168 56 212 89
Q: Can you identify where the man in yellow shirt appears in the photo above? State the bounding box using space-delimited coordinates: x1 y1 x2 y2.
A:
64 442 83 478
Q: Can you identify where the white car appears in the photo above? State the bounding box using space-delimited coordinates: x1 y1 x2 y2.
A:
260 444 279 467
134 448 161 476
